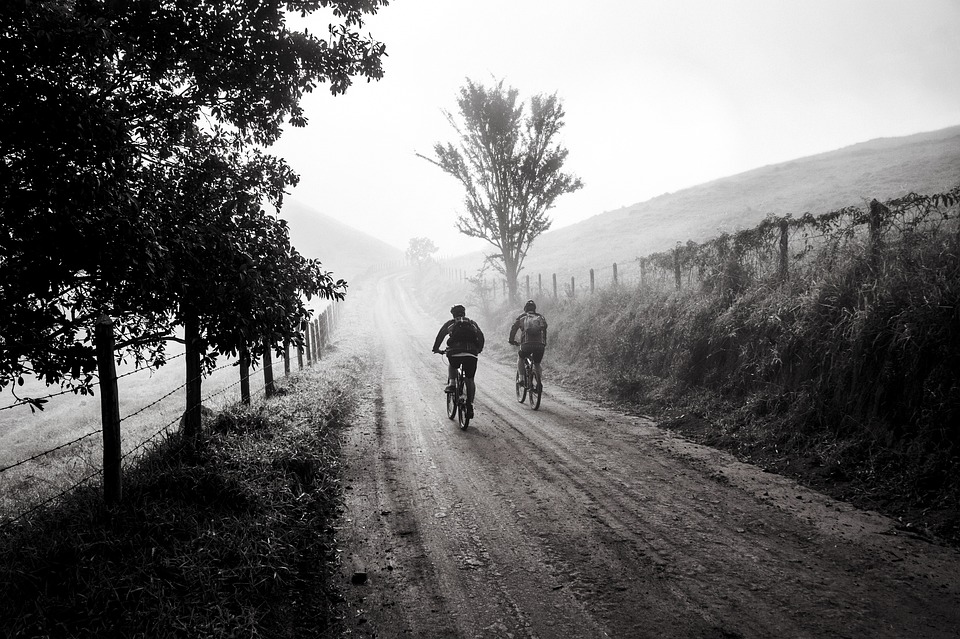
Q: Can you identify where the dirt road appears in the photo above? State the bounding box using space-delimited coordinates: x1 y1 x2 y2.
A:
337 271 960 638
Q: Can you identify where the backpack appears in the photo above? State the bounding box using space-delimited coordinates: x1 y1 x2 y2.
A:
448 316 479 344
521 313 545 344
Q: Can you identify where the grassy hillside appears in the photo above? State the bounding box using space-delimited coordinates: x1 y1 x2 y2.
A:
281 199 404 283
447 125 960 279
537 189 960 544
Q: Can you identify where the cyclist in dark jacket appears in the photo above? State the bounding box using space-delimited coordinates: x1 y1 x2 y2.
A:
432 304 484 418
508 299 547 389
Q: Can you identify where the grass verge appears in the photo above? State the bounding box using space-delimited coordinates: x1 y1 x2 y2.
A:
0 354 365 638
543 238 960 547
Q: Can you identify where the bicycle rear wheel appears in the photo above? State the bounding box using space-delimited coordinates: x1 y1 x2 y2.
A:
515 370 526 403
446 387 457 419
528 369 542 410
457 377 470 429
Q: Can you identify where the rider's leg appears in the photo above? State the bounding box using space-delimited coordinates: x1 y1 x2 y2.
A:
532 347 545 388
461 358 478 406
517 350 526 381
445 360 457 391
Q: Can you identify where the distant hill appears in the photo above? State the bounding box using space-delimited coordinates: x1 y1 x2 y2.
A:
280 199 404 283
450 125 960 278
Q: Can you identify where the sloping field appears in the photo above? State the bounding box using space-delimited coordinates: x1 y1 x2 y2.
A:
449 125 960 278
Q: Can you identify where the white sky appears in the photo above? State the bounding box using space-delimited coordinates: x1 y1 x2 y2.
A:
271 0 960 258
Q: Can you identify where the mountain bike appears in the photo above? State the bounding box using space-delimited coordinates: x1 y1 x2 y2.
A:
438 350 470 429
514 348 542 410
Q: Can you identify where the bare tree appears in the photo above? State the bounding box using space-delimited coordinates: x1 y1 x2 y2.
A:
418 79 582 302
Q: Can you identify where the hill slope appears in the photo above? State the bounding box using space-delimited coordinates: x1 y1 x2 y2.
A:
280 199 404 283
452 125 960 278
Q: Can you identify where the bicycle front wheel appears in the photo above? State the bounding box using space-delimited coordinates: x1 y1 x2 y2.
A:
458 398 470 429
528 370 542 410
515 371 526 403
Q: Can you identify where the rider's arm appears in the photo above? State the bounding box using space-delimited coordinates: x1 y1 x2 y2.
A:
475 323 485 353
508 316 522 343
432 321 451 352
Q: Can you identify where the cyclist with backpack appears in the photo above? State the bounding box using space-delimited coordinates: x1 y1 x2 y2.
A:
508 299 548 390
432 304 485 419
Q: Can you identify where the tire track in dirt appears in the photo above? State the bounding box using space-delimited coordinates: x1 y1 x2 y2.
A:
338 270 960 639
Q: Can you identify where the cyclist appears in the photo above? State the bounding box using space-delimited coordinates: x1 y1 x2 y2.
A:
432 304 485 419
508 299 548 390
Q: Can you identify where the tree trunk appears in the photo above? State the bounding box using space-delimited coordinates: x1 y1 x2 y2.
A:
263 335 275 398
95 315 121 505
183 308 203 452
503 252 520 304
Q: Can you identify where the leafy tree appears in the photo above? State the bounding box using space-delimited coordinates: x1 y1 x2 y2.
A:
419 78 582 302
0 0 386 402
137 126 345 444
406 236 439 268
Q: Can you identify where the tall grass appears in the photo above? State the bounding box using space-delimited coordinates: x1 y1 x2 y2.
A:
545 224 960 540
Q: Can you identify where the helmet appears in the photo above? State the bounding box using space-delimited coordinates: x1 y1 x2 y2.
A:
523 299 536 312
450 304 466 317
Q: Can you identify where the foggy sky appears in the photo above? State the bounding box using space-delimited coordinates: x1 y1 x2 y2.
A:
271 0 960 257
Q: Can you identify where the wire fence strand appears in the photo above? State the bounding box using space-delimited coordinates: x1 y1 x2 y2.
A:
0 302 343 532
0 429 103 475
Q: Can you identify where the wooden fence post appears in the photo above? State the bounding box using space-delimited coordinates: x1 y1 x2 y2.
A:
778 219 789 281
283 338 291 376
590 268 595 294
326 307 333 342
674 247 682 291
95 315 121 505
526 274 530 299
298 322 305 370
263 337 275 398
612 263 618 287
538 273 542 296
322 312 329 351
869 198 886 268
570 276 576 298
183 311 202 452
304 321 313 366
552 273 558 299
239 345 251 405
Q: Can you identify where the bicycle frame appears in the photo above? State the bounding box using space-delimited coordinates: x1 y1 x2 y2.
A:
439 351 470 429
514 348 542 410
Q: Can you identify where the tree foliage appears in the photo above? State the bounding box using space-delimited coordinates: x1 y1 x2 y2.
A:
146 127 345 364
0 0 386 402
405 236 438 269
419 78 582 302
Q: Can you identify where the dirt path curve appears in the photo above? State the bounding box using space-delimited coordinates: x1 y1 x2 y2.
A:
337 270 960 638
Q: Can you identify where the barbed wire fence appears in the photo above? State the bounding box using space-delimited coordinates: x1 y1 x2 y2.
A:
0 300 344 531
438 188 960 302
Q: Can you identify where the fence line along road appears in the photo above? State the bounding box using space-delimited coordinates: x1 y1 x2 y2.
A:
0 301 344 526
